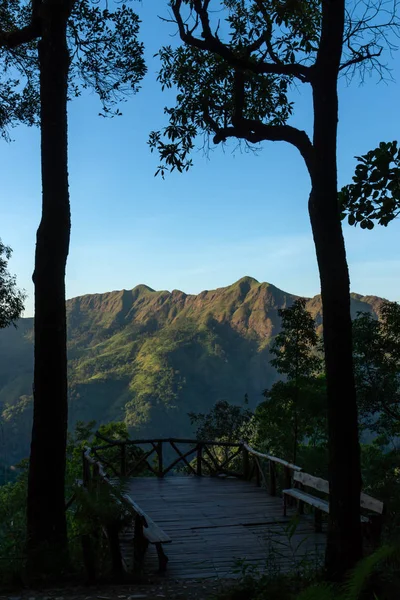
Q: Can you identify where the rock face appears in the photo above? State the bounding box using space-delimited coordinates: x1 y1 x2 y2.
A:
0 277 384 465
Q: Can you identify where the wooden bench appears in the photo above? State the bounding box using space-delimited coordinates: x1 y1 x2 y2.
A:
119 490 171 572
283 471 385 546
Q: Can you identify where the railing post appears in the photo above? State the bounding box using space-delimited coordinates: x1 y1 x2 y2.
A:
197 443 202 476
120 442 127 477
284 466 292 506
106 519 125 579
242 444 250 480
269 460 276 496
255 461 261 487
157 441 163 477
284 466 291 490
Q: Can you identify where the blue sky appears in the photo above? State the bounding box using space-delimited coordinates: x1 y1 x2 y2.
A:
1 1 399 317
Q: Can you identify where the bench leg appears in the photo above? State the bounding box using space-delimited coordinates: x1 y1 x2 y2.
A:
314 509 322 533
283 493 287 517
156 542 168 573
298 500 304 515
133 515 148 571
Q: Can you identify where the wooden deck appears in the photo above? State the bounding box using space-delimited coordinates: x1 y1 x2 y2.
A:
120 476 326 579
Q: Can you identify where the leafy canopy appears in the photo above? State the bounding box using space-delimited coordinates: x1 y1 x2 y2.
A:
0 0 146 139
0 239 25 328
270 298 322 380
256 299 325 463
340 141 400 229
353 301 400 438
150 0 399 176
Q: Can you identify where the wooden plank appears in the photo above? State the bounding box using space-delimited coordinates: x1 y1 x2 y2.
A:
119 475 327 580
283 488 330 512
360 492 384 514
294 471 329 493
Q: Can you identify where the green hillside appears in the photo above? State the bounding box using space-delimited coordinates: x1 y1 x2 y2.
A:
0 276 382 466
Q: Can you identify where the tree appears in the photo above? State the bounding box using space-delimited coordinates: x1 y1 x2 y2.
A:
353 301 400 440
188 396 255 474
1 0 145 573
340 141 400 229
0 239 26 329
189 396 254 442
256 375 327 465
150 0 399 578
260 299 323 464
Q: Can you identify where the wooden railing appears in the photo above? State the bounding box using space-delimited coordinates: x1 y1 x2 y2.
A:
241 441 302 496
90 433 302 494
91 433 246 479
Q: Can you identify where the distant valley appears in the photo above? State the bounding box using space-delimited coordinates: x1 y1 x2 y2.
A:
0 276 384 466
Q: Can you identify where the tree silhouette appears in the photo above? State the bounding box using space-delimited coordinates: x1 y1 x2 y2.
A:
150 0 399 579
1 0 145 574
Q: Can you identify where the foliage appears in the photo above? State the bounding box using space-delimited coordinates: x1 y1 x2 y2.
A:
67 0 146 116
360 440 400 537
189 396 255 442
353 301 400 439
340 141 400 229
255 375 327 464
149 0 318 176
270 299 322 380
296 544 400 600
219 542 400 600
0 239 25 329
258 299 325 463
0 459 28 585
0 0 146 128
0 0 39 139
188 396 256 474
150 1 399 176
222 517 323 600
0 420 136 583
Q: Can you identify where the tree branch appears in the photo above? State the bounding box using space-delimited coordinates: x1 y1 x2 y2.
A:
210 118 314 178
171 0 311 82
0 0 41 49
0 21 41 49
339 45 383 71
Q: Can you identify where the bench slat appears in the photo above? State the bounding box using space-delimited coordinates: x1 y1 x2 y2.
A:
293 471 384 514
283 488 329 512
283 488 369 522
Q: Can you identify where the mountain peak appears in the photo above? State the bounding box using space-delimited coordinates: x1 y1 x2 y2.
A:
232 276 260 286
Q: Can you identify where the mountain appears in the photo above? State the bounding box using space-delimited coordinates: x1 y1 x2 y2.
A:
0 277 384 466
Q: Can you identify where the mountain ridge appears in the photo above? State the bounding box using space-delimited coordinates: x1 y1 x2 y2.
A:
0 277 385 466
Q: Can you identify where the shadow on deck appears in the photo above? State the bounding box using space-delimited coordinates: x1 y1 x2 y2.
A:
120 476 326 580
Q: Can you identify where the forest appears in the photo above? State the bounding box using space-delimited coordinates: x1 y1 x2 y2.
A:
1 0 400 599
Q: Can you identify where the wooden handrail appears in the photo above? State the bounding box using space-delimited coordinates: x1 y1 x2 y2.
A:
94 432 243 448
242 442 302 472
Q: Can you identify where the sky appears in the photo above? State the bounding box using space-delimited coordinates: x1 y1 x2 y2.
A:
1 1 399 318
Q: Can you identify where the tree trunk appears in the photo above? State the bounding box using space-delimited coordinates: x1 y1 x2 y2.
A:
309 1 362 580
27 3 71 575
